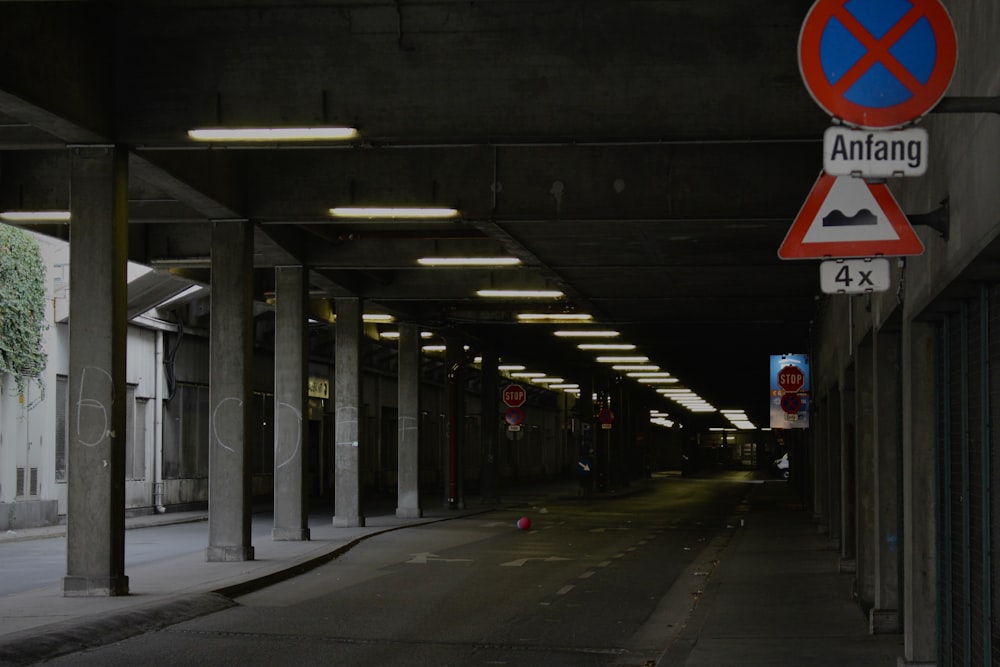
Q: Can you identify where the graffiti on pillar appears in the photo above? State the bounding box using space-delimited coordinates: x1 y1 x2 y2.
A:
336 405 359 447
275 402 302 469
212 396 244 454
398 415 418 446
75 366 112 447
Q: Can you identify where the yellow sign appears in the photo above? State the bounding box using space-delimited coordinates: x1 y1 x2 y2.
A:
308 377 329 399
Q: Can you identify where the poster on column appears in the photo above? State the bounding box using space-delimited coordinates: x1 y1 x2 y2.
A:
770 354 810 429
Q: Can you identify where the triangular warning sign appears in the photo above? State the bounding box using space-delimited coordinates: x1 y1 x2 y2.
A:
778 172 924 259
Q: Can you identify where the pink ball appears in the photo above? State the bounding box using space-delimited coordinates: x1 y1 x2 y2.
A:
517 516 532 531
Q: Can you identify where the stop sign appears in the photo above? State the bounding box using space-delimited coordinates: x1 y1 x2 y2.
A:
778 366 805 393
502 383 526 407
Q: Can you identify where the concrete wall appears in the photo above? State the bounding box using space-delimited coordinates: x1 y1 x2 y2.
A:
807 1 1000 660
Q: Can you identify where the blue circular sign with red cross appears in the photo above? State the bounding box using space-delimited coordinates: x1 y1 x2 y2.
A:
798 0 957 129
781 393 803 414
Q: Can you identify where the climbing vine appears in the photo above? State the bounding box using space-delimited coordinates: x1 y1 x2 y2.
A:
0 224 48 407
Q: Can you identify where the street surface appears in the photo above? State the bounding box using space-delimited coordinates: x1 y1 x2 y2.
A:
42 473 754 666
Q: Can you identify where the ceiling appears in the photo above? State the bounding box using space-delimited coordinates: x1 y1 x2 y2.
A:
0 0 839 429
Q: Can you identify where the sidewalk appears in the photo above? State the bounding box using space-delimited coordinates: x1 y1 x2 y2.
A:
660 479 904 666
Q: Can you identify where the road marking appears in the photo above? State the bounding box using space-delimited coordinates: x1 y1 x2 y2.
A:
556 585 574 596
578 571 595 579
500 556 571 567
407 552 473 564
597 560 612 567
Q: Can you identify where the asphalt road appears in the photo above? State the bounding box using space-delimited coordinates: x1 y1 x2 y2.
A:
44 473 754 666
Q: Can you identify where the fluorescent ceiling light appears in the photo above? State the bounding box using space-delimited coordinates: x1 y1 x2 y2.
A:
498 364 526 371
553 330 620 338
517 313 592 322
627 371 672 378
188 127 358 141
418 257 521 267
477 289 564 298
362 313 394 322
531 377 564 384
549 384 580 390
421 345 446 352
613 365 660 372
597 356 649 363
0 210 71 222
511 372 545 378
577 343 636 351
637 377 679 384
330 207 458 219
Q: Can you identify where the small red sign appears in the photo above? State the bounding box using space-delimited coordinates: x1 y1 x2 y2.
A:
502 384 526 408
778 367 806 393
597 409 615 425
505 407 524 425
781 393 803 414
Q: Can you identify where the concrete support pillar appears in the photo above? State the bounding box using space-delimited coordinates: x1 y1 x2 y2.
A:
899 321 938 665
812 393 830 533
333 297 364 527
207 219 254 562
272 266 310 541
871 328 901 634
828 385 843 550
839 369 857 570
479 346 500 504
63 145 130 596
396 323 422 519
855 337 876 606
445 336 465 509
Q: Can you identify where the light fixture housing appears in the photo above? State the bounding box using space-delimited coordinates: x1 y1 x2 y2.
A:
330 207 459 219
477 289 564 299
553 330 620 338
188 127 358 141
577 343 636 351
0 210 71 222
517 313 592 322
418 257 521 266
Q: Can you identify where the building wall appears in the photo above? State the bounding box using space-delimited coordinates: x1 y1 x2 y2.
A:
808 2 1000 662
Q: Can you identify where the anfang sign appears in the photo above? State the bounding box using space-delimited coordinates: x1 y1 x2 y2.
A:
824 126 928 177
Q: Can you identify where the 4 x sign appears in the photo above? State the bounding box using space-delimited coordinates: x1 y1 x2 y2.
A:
819 258 891 294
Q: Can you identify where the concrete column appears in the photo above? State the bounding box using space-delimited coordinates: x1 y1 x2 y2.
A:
63 145 129 596
445 336 465 509
870 327 900 633
855 337 876 607
828 385 842 550
479 346 500 504
333 297 364 527
273 266 310 541
812 393 829 533
900 321 938 665
206 219 254 562
396 323 422 518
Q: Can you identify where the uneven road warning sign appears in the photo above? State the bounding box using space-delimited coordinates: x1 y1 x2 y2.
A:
778 172 924 259
798 0 957 129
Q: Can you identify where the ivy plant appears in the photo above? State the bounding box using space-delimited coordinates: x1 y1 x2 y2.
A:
0 224 48 407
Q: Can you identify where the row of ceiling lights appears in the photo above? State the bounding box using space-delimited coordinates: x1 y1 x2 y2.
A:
368 312 759 429
3 125 759 431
